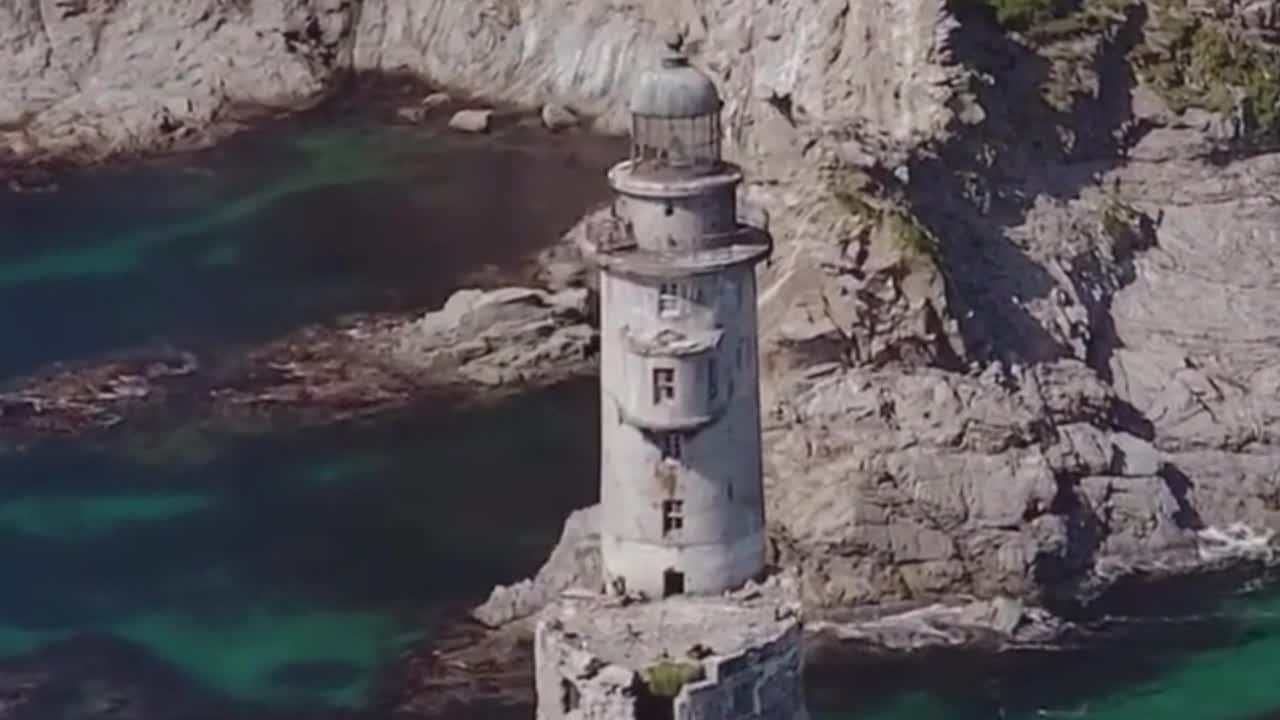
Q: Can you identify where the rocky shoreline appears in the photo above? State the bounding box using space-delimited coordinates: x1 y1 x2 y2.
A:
0 285 595 453
5 0 1280 714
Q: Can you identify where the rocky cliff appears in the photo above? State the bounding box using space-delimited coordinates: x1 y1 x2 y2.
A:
4 0 1280 621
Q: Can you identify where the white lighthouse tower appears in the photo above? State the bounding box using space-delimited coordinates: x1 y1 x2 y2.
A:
577 35 773 600
533 41 806 720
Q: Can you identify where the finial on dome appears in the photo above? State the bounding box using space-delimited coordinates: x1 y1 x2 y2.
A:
660 28 688 68
664 29 685 53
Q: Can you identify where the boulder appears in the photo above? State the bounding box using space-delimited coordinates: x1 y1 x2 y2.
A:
448 109 493 133
541 103 578 131
421 92 453 111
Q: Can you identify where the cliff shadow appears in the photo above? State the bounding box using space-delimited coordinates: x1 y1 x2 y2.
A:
895 1 1150 370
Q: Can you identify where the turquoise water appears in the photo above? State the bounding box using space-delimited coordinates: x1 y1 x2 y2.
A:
0 110 620 378
808 585 1280 719
0 387 597 710
0 111 611 713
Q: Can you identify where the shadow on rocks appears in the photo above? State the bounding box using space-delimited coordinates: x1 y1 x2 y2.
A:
896 0 1150 370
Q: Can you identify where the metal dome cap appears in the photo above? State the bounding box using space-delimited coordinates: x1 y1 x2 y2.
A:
628 34 722 118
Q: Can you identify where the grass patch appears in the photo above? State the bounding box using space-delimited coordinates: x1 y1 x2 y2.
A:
1130 15 1280 135
982 0 1065 31
641 660 705 698
826 172 940 268
882 210 940 264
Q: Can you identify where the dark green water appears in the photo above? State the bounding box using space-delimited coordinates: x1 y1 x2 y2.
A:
0 110 614 713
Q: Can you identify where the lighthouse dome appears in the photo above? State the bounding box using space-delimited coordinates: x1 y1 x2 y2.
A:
628 53 722 118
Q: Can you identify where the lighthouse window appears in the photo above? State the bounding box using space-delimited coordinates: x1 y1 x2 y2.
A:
737 339 746 370
560 679 580 713
658 283 680 317
653 367 676 404
659 432 683 460
707 359 718 402
662 499 684 534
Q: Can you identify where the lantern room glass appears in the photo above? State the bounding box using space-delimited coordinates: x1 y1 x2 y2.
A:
630 113 721 172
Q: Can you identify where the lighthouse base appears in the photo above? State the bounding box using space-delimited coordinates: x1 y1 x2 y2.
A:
533 572 809 720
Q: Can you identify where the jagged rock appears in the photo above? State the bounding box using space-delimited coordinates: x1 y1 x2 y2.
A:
0 0 354 163
541 103 578 131
420 92 452 111
448 109 492 133
386 286 593 387
472 506 601 627
1109 432 1162 477
396 106 428 123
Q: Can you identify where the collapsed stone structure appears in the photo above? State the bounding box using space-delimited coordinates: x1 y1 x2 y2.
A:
535 580 806 720
532 36 807 720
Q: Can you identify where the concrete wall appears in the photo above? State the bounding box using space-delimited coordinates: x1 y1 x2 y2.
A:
534 619 640 720
613 186 737 252
598 259 766 598
673 623 808 720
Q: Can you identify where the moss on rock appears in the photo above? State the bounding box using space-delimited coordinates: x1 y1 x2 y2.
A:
882 210 941 265
1130 11 1280 135
641 660 705 698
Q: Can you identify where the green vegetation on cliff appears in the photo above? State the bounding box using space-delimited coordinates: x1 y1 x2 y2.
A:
1129 9 1280 134
986 0 1280 136
981 0 1072 31
832 178 941 268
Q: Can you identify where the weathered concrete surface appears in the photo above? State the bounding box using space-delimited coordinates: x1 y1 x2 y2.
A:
4 0 1280 627
534 575 808 720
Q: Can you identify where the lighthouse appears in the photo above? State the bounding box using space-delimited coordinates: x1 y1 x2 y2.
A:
577 34 773 599
533 40 806 720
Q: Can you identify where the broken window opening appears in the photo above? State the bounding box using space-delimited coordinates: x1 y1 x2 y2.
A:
663 568 686 597
662 499 684 535
659 432 684 460
653 367 676 404
560 678 581 713
658 283 680 317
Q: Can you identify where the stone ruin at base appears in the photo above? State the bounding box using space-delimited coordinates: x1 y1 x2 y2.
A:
531 31 808 720
534 576 808 720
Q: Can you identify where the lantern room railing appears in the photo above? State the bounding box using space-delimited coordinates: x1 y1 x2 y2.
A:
630 113 722 173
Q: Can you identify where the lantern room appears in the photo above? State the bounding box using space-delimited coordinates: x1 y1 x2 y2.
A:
627 35 723 173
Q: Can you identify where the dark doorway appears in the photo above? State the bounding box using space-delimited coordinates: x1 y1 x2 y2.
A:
663 569 685 597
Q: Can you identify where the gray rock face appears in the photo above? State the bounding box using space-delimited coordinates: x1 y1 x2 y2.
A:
4 0 1280 624
447 108 492 133
473 506 601 627
0 0 355 163
540 103 577 131
384 286 594 388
